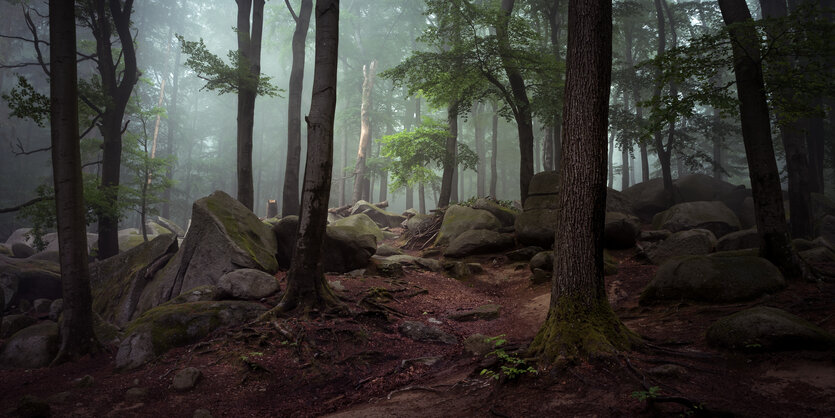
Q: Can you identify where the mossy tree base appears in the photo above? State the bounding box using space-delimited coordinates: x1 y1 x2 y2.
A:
529 297 638 363
260 272 345 320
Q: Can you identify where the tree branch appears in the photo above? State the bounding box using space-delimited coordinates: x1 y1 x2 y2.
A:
285 0 299 23
11 138 51 156
0 196 51 214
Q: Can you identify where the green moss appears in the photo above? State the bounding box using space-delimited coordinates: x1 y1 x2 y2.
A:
125 302 225 355
603 250 618 276
204 192 278 273
529 296 637 363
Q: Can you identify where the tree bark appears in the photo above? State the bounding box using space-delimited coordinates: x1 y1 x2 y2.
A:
163 33 182 220
338 128 347 206
236 0 265 211
712 107 723 180
651 0 673 199
282 0 313 217
438 104 458 208
49 0 98 364
607 130 615 189
266 0 341 315
351 60 377 204
490 102 499 198
530 0 633 361
474 102 486 197
718 0 802 277
624 22 648 184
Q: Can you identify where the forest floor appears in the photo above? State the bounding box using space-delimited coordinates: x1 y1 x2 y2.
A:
1 231 834 417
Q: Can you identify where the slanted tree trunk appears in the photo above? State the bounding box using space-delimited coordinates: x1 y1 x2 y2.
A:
718 0 804 277
530 0 634 361
264 0 341 316
490 102 499 197
282 0 313 217
351 60 377 204
236 0 266 211
49 0 98 364
438 104 458 208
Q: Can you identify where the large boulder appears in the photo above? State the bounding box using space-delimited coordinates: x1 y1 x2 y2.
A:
523 171 559 211
622 178 669 221
471 198 517 227
436 205 501 246
272 216 300 270
606 188 635 216
443 230 515 258
652 201 741 238
0 255 61 311
1 314 37 338
116 301 267 369
604 212 641 249
155 216 187 237
706 306 835 351
274 215 378 273
674 173 737 203
640 256 785 305
403 213 435 232
350 200 405 229
91 234 179 327
0 321 59 369
217 269 279 300
11 243 35 259
135 191 278 317
716 228 761 252
330 213 384 243
4 228 33 247
644 229 716 265
514 209 558 248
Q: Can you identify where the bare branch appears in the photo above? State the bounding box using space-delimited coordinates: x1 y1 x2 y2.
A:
79 95 104 116
0 196 51 214
284 0 299 22
11 137 51 156
82 160 102 169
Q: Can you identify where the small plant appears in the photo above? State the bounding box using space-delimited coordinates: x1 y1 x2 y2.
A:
631 386 661 402
479 335 537 381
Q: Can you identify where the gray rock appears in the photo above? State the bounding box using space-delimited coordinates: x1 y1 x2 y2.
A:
115 331 155 370
368 257 404 277
32 298 51 315
4 228 33 247
11 243 35 259
604 212 641 249
707 306 835 351
606 187 636 216
217 269 279 300
1 314 37 338
330 213 384 243
436 205 501 246
414 257 443 273
276 215 379 273
640 256 785 305
444 261 473 279
527 171 560 196
638 230 671 242
0 256 61 312
471 198 517 227
171 367 202 390
644 229 716 265
443 230 515 258
376 244 403 257
652 201 741 238
622 178 669 221
0 321 59 369
529 251 553 272
168 286 222 304
90 234 179 327
0 244 9 257
125 387 148 402
156 216 187 237
716 228 761 252
136 191 278 316
403 214 435 233
27 251 60 264
48 299 63 321
463 334 494 356
448 304 501 322
398 321 457 344
506 246 543 262
350 200 406 229
514 209 559 248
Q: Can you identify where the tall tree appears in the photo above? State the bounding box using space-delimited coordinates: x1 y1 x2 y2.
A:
82 0 138 259
438 104 459 208
530 0 634 360
473 102 486 196
651 0 673 198
351 60 377 204
49 0 98 364
236 0 266 210
282 0 313 217
490 101 499 197
265 0 341 315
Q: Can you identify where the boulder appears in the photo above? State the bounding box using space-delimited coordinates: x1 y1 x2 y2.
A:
506 246 544 262
448 304 501 322
606 188 635 216
514 209 558 248
0 255 61 310
274 215 377 274
652 201 741 238
0 321 59 369
136 191 277 316
436 205 501 246
376 244 403 257
706 306 835 351
367 257 404 277
4 228 33 247
622 178 669 221
443 230 515 258
116 301 267 369
11 243 35 259
674 173 737 203
644 229 716 265
640 256 785 304
397 321 457 345
91 234 179 327
0 244 10 257
403 213 435 232
604 212 641 249
716 228 761 252
529 251 553 272
27 250 60 264
118 229 154 253
463 334 494 356
638 229 671 242
49 299 63 321
330 213 385 243
156 216 187 237
168 285 222 304
171 367 202 391
1 314 37 338
528 171 560 196
217 269 279 300
350 200 405 229
32 298 51 315
471 198 518 227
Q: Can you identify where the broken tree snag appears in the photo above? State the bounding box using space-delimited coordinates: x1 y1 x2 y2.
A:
266 199 278 218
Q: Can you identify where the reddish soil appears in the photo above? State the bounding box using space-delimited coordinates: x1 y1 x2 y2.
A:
1 243 834 417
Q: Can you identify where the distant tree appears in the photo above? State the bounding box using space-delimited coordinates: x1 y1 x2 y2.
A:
351 60 378 204
264 0 341 315
529 0 635 360
282 0 313 217
49 0 99 364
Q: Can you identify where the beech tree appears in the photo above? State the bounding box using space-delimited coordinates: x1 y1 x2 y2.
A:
530 0 634 360
49 0 98 364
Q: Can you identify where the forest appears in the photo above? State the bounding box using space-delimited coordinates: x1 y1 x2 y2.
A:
0 0 834 416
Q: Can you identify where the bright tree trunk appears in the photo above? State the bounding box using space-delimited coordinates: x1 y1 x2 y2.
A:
490 103 498 198
351 60 377 204
282 0 313 217
530 0 633 361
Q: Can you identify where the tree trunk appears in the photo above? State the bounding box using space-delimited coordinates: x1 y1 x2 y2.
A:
712 107 723 180
718 0 802 277
418 183 426 213
49 0 99 365
282 0 313 217
266 0 341 316
530 0 633 361
351 60 377 204
474 102 486 196
490 103 499 198
438 104 458 208
624 22 648 184
235 0 265 211
651 0 674 199
338 128 347 206
621 89 631 191
163 32 181 220
607 131 615 188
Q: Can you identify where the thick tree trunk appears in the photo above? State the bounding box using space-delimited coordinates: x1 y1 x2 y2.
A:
49 0 98 364
282 0 313 217
235 0 265 211
530 0 633 361
266 0 341 316
544 125 554 172
490 103 499 198
418 183 426 214
351 60 377 204
651 0 674 199
438 104 458 208
718 0 802 277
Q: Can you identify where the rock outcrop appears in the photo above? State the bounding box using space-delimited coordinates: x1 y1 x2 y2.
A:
707 306 835 351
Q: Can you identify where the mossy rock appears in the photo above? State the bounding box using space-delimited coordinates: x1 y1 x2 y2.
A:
640 255 785 305
202 191 278 273
350 200 405 229
514 209 558 248
436 205 501 246
706 306 835 351
644 229 716 265
0 321 59 369
604 212 641 249
471 198 518 227
716 228 760 252
652 201 741 238
0 244 11 256
1 314 37 338
443 230 515 258
330 213 384 244
527 171 560 196
0 255 61 310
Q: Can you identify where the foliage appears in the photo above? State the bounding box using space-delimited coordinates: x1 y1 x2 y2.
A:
177 36 280 97
631 385 661 402
2 76 50 127
479 334 536 381
379 117 478 190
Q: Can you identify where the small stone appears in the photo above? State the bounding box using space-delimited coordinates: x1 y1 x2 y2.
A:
427 317 442 324
398 321 457 345
466 263 484 274
328 281 346 292
171 367 202 391
33 299 52 315
530 268 551 285
193 409 213 418
73 375 94 388
125 387 147 402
